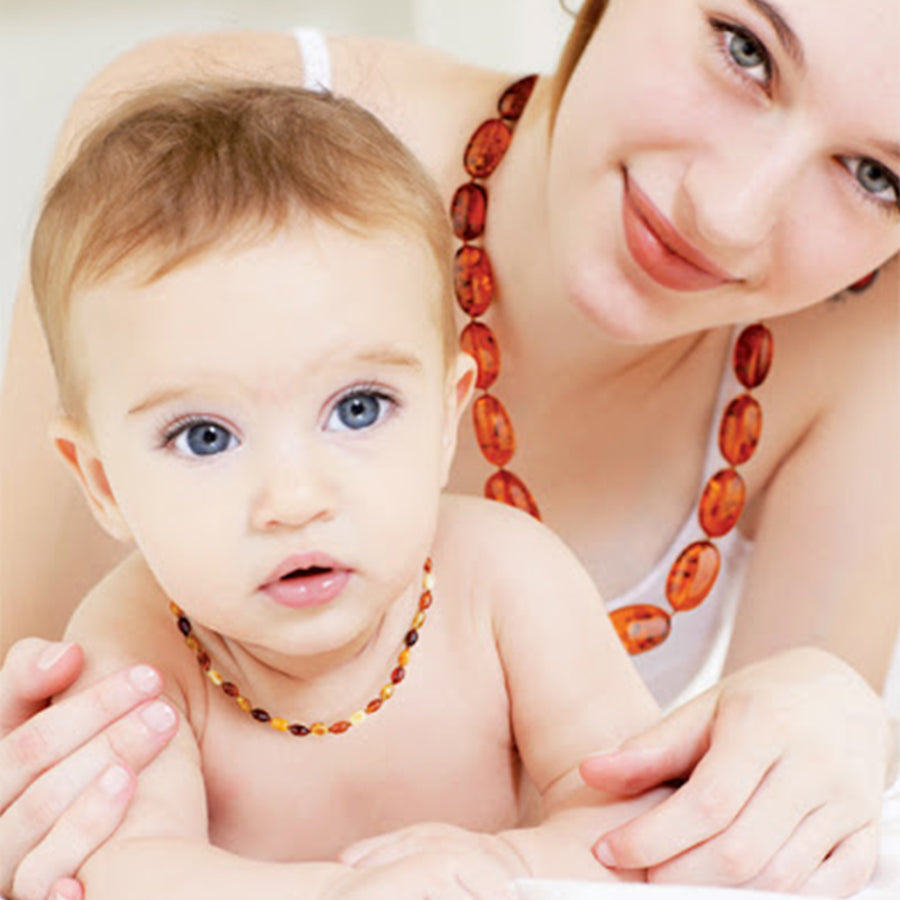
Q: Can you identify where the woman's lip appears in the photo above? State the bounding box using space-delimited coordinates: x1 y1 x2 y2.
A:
622 172 739 292
260 553 351 610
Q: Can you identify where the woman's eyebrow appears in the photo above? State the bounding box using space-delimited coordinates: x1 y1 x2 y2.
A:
746 0 806 70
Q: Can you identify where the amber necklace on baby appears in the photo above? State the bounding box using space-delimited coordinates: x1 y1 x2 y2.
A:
451 75 775 655
168 558 434 735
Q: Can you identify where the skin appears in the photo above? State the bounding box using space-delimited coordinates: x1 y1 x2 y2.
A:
43 222 664 900
0 0 898 895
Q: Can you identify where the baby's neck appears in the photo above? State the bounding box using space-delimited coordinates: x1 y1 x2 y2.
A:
175 575 425 729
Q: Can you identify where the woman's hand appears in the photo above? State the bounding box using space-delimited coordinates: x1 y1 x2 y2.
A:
0 638 179 900
580 647 892 896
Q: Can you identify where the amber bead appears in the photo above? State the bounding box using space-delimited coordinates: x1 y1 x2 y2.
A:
610 605 672 655
848 270 879 293
350 711 366 726
451 183 487 241
329 721 352 734
208 669 224 687
222 681 240 698
289 724 310 737
666 541 721 612
271 717 289 732
398 648 412 667
733 324 773 389
365 698 383 714
698 468 746 537
311 722 328 736
178 617 192 636
454 246 495 317
197 652 211 671
411 612 426 631
169 601 182 617
391 666 406 684
251 708 271 723
380 684 395 701
405 629 419 647
419 590 433 611
473 395 516 467
719 394 762 466
460 322 501 390
185 635 200 653
236 696 252 713
484 469 541 519
498 75 537 121
464 119 512 178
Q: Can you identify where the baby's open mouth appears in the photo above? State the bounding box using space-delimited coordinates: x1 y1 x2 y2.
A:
281 565 332 580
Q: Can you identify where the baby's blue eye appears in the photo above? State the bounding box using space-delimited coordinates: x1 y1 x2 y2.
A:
328 391 392 431
171 422 238 456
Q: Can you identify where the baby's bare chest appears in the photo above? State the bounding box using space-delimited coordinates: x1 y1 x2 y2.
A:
196 633 524 861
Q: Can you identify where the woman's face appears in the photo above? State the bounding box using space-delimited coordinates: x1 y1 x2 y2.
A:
547 0 900 341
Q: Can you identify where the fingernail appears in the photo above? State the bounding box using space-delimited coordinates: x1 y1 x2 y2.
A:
128 664 161 694
594 840 616 867
37 641 75 671
140 700 177 733
99 764 131 796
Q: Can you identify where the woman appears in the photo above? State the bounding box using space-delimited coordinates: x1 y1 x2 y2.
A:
1 0 897 897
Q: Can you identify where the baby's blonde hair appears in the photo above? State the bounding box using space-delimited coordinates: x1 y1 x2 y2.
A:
31 82 455 412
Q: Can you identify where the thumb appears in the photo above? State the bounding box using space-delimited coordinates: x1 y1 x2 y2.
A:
580 687 719 795
0 638 84 732
47 878 84 900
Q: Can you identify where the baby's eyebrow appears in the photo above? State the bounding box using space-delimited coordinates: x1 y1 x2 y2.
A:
128 387 191 416
745 0 805 71
349 346 424 370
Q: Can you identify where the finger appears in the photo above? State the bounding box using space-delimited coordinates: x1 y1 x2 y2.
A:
0 641 84 732
0 664 163 810
580 689 719 795
738 805 864 894
799 823 880 898
47 879 83 900
0 698 178 891
646 759 826 886
593 719 778 869
13 765 135 900
47 880 83 900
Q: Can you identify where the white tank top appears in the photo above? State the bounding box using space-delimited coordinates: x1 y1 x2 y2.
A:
291 27 753 709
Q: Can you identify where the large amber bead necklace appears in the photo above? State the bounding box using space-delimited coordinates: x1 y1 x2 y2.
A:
169 558 434 735
450 76 774 655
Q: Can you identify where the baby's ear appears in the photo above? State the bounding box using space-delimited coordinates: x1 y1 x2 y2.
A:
50 416 132 542
440 351 477 484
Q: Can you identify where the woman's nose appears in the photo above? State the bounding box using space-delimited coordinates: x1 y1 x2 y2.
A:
683 127 811 251
249 443 336 532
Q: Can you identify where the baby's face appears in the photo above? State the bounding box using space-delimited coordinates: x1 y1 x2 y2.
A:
67 222 460 669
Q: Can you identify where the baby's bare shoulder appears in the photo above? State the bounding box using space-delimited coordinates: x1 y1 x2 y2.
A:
65 552 196 696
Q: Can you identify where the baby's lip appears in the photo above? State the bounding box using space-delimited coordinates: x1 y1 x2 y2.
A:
261 553 347 586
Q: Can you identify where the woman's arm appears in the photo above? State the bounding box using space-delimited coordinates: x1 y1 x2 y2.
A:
580 263 900 896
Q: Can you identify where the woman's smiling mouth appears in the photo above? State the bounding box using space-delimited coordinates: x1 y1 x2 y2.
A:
622 170 740 292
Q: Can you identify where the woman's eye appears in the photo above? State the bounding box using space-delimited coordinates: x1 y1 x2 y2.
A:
170 421 239 457
846 157 900 206
712 21 772 88
327 391 393 432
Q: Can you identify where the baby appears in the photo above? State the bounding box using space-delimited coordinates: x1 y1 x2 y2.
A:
30 82 664 900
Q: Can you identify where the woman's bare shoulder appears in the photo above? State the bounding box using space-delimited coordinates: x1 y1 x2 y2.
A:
775 254 898 409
